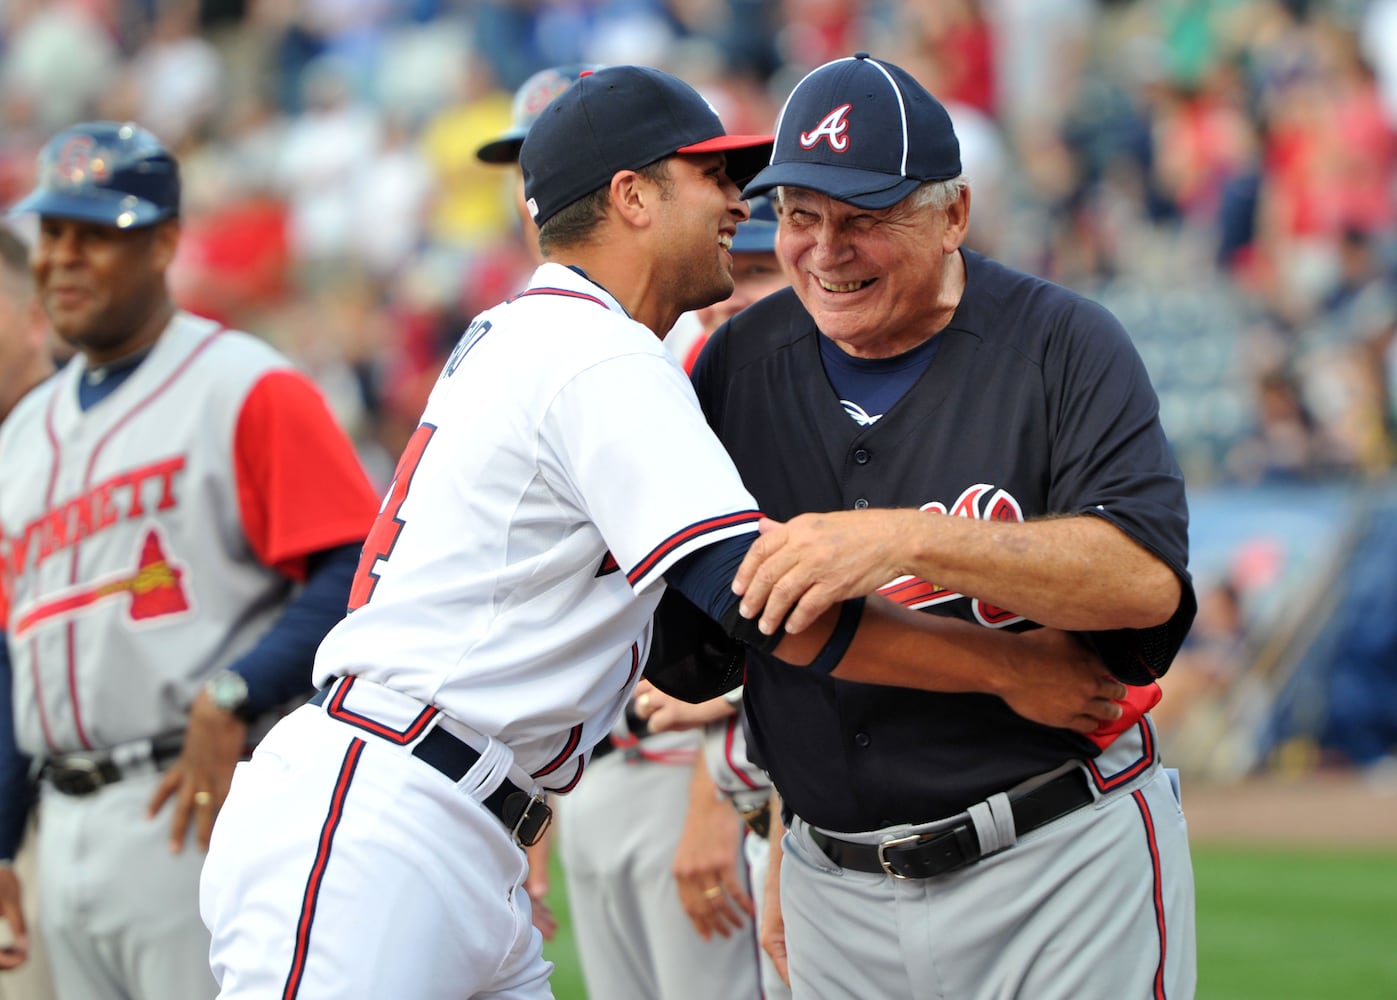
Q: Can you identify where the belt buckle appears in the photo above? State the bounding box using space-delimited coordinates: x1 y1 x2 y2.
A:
738 802 771 839
876 832 924 880
505 791 553 848
49 757 106 796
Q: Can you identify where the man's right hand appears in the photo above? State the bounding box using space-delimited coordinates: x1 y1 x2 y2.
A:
996 628 1126 734
0 865 29 970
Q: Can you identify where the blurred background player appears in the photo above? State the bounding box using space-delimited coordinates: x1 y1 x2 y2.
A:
0 224 57 1000
0 121 379 1000
475 65 763 1000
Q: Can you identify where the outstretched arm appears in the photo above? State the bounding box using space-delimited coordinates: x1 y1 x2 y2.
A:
734 510 1181 637
665 538 1127 734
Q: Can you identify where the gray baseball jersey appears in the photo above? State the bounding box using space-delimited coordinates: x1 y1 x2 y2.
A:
0 312 377 999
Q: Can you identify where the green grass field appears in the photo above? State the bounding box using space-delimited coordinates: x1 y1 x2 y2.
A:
540 845 1397 999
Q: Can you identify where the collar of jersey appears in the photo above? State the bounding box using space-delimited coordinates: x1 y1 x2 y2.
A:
526 261 630 318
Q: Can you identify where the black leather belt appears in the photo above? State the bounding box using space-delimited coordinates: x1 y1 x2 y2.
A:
808 768 1093 880
309 686 551 847
42 734 185 796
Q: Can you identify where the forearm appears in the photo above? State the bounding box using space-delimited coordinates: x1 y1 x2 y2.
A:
897 511 1180 630
0 639 33 862
771 597 1022 696
228 543 358 714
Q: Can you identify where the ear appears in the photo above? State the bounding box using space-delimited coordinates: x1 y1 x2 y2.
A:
150 219 182 272
941 186 971 253
609 170 655 229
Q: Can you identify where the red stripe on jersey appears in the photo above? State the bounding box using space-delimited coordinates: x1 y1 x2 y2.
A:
29 647 56 753
532 725 582 779
623 643 640 688
550 757 585 794
1087 720 1156 792
283 737 364 1000
323 676 439 744
1131 788 1169 999
510 287 608 309
627 511 763 585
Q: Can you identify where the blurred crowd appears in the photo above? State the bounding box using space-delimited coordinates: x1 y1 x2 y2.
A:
3 0 1396 491
3 0 1397 765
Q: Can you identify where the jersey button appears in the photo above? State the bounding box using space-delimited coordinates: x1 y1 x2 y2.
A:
854 449 870 464
853 498 869 509
853 732 871 748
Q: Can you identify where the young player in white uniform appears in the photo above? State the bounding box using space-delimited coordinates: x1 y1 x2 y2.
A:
476 65 762 1000
200 65 1131 999
0 122 379 1000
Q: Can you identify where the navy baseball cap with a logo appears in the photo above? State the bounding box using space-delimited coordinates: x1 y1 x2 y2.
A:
743 53 961 209
520 65 774 228
9 121 179 228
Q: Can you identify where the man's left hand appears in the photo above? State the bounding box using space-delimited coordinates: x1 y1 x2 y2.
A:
734 511 910 635
148 690 248 854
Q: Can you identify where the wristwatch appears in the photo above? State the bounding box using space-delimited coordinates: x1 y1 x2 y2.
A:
203 669 252 720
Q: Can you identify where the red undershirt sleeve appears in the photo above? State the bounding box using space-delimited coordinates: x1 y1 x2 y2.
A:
233 369 381 580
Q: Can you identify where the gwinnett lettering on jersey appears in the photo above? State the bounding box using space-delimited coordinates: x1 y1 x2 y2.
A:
4 455 185 576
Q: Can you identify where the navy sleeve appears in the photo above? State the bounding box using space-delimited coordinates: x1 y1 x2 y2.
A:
0 634 35 862
225 542 358 715
664 534 749 623
1041 298 1196 680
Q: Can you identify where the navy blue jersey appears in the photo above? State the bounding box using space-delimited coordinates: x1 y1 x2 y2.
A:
690 249 1196 831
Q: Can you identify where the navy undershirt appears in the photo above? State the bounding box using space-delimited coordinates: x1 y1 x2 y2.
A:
666 536 747 623
77 349 149 410
818 332 941 426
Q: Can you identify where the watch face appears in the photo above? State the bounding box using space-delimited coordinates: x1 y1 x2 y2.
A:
209 671 248 710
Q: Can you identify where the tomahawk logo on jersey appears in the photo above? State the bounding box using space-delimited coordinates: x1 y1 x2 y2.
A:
876 483 1024 627
12 527 192 637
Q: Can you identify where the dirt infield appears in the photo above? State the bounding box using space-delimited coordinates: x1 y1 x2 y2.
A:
1182 769 1397 847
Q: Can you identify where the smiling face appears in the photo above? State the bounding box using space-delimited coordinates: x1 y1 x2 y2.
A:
650 152 750 316
775 186 970 358
33 216 178 365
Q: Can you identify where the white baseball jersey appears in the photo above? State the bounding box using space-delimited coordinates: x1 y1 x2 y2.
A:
314 261 761 786
0 312 375 755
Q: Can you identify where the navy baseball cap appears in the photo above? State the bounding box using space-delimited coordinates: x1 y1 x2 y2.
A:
475 64 601 165
743 53 961 209
731 195 777 254
9 121 179 228
520 65 774 228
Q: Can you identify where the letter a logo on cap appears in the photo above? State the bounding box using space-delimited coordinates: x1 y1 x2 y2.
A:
799 104 852 152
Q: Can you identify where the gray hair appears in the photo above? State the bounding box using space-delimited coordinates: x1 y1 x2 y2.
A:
772 175 968 213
